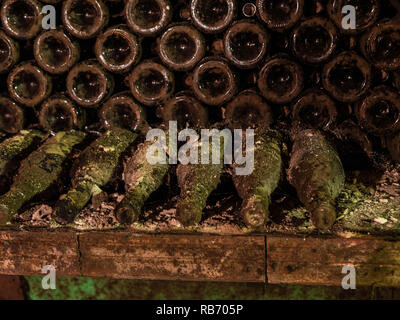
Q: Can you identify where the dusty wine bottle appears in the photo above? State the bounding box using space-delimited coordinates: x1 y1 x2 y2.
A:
0 30 19 74
256 0 304 32
66 60 114 107
62 0 109 39
361 20 400 71
190 0 236 34
257 55 304 104
159 92 208 130
355 85 400 136
232 128 282 228
192 57 238 106
327 0 380 34
39 94 86 132
0 129 44 173
176 131 225 226
124 0 172 37
1 0 42 40
33 29 80 74
224 19 269 69
291 16 338 64
0 97 25 134
158 23 206 72
115 136 169 224
292 89 337 130
288 128 345 231
322 51 371 103
55 128 137 224
95 25 141 74
128 60 175 106
7 61 52 107
225 90 273 129
99 91 146 131
0 130 86 224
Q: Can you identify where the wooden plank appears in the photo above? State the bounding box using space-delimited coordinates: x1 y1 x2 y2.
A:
79 232 265 282
267 235 400 287
0 230 79 276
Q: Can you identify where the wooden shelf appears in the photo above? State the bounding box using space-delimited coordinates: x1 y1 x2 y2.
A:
1 228 400 286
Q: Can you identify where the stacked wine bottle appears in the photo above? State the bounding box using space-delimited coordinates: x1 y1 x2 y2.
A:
0 0 399 231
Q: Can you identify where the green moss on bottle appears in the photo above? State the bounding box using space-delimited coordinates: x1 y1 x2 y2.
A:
55 128 137 224
0 130 86 224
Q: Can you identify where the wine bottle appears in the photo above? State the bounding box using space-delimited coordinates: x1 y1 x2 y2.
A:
257 55 304 104
7 61 52 107
287 128 345 231
0 130 86 224
361 19 400 71
99 91 146 131
223 19 269 69
192 57 238 106
55 128 137 224
256 0 304 32
190 0 236 34
115 136 169 224
225 90 273 128
158 23 206 72
387 132 400 162
159 91 208 130
33 29 80 74
0 30 19 74
322 51 371 103
0 97 25 134
355 85 400 136
128 60 175 106
292 89 337 130
176 131 225 226
66 60 114 107
327 0 380 34
232 128 282 228
291 16 338 64
62 0 109 39
0 129 45 178
124 0 172 37
1 0 42 40
39 94 86 132
95 25 141 74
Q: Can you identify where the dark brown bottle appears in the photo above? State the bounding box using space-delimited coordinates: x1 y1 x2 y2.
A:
256 0 304 32
158 23 206 72
0 97 25 133
257 55 304 104
224 19 269 69
124 0 172 37
0 30 19 74
62 0 109 39
158 91 208 130
129 60 175 106
327 0 380 34
33 29 80 74
192 57 238 106
292 16 338 64
39 94 86 132
292 89 337 130
355 86 400 136
361 20 400 71
7 61 52 107
99 91 146 131
66 60 114 107
322 51 371 103
1 0 42 40
225 90 273 128
95 25 141 74
190 0 236 34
